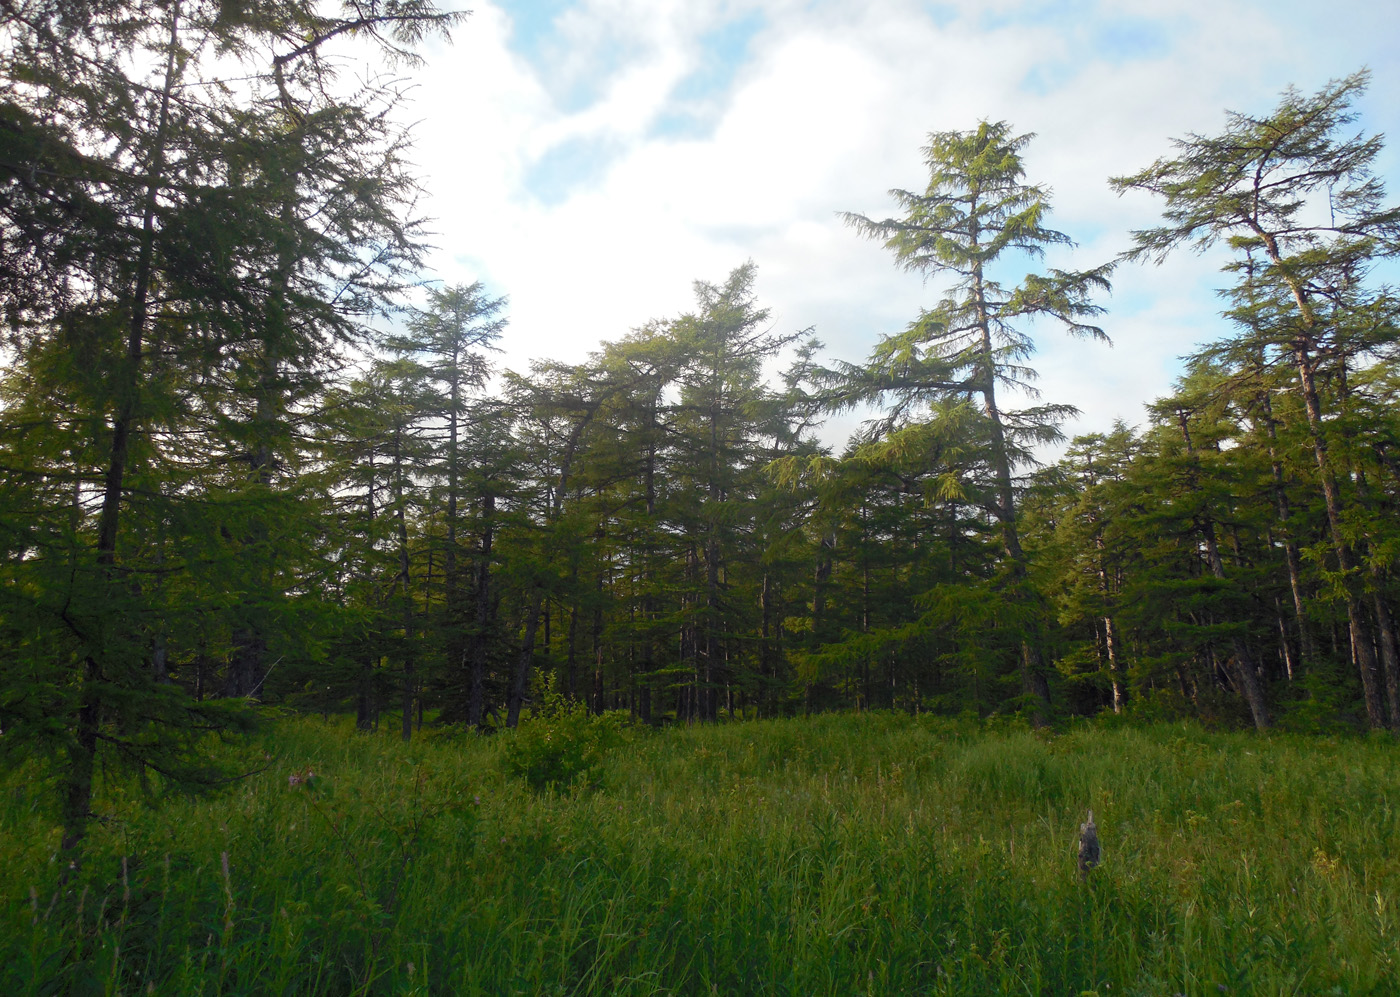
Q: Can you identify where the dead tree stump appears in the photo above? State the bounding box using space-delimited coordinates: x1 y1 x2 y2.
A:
1078 809 1100 880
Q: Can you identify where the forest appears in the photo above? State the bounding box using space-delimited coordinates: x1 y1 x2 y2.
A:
4 0 1400 866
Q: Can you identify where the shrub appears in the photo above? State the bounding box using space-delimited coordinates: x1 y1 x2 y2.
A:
500 694 631 790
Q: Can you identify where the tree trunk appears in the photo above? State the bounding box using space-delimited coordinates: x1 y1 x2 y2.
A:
506 590 543 728
1096 532 1124 713
592 559 605 715
467 493 493 728
1104 614 1124 714
1292 344 1384 727
63 8 182 862
972 257 1051 722
1372 589 1400 731
1177 412 1270 729
1255 235 1383 728
1275 600 1296 683
1259 388 1315 666
356 655 375 731
1202 523 1271 729
704 535 721 723
392 423 415 742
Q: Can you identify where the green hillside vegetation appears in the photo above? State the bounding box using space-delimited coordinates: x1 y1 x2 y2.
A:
4 713 1397 995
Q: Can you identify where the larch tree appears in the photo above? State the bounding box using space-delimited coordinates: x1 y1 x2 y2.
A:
386 283 506 726
841 121 1111 722
1113 70 1400 730
0 0 462 855
670 263 809 720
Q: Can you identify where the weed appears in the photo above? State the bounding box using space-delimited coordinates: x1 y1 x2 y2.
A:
2 713 1397 995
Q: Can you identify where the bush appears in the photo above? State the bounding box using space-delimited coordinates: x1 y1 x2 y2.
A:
500 694 632 790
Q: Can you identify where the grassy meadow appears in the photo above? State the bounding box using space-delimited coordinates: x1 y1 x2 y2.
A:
3 711 1398 995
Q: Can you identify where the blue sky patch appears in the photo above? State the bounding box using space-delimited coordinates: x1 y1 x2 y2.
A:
1017 11 1173 95
522 135 622 205
503 0 572 68
978 0 1096 34
650 11 767 142
503 0 645 114
1092 17 1171 63
922 2 959 29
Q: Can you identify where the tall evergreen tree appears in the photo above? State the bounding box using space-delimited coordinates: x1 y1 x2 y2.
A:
840 121 1111 721
1114 70 1400 730
0 0 462 854
386 282 506 725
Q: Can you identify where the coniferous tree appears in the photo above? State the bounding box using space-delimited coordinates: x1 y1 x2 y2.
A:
840 121 1111 721
0 0 461 853
1115 70 1400 729
386 283 506 724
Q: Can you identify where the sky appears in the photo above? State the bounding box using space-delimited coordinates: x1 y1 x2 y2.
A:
389 0 1400 453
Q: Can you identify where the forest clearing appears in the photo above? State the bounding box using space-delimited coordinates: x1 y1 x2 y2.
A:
4 711 1397 995
4 4 1400 994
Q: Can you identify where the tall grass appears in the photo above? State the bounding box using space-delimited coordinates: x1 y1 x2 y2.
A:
4 712 1397 995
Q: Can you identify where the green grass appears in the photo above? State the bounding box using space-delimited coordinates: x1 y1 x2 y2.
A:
4 713 1399 995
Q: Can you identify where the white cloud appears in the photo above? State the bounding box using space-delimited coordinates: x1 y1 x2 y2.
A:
394 0 1400 452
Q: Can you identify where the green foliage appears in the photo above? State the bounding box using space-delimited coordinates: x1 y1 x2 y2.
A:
832 121 1113 720
0 0 466 852
500 694 634 791
4 714 1399 995
1113 69 1400 732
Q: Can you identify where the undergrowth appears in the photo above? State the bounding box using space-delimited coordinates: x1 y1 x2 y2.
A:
3 712 1397 995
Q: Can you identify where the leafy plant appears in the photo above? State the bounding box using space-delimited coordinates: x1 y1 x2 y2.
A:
501 694 633 790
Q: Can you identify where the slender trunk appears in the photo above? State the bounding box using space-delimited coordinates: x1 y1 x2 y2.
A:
1103 614 1124 714
64 8 181 861
759 571 773 718
446 341 460 597
862 513 871 710
152 633 169 684
812 533 833 630
1254 231 1383 727
1202 522 1271 729
593 649 604 716
227 167 299 701
1293 345 1383 726
1095 534 1124 713
566 595 579 700
1275 599 1296 683
506 591 542 728
702 343 726 724
811 531 833 706
641 423 658 722
592 562 605 716
392 423 415 742
151 524 169 684
1372 590 1400 731
1177 413 1270 729
507 400 596 726
1342 390 1400 733
970 251 1050 722
704 528 721 723
686 543 700 721
1259 388 1314 665
467 492 493 728
445 342 464 713
356 654 374 731
356 447 378 733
